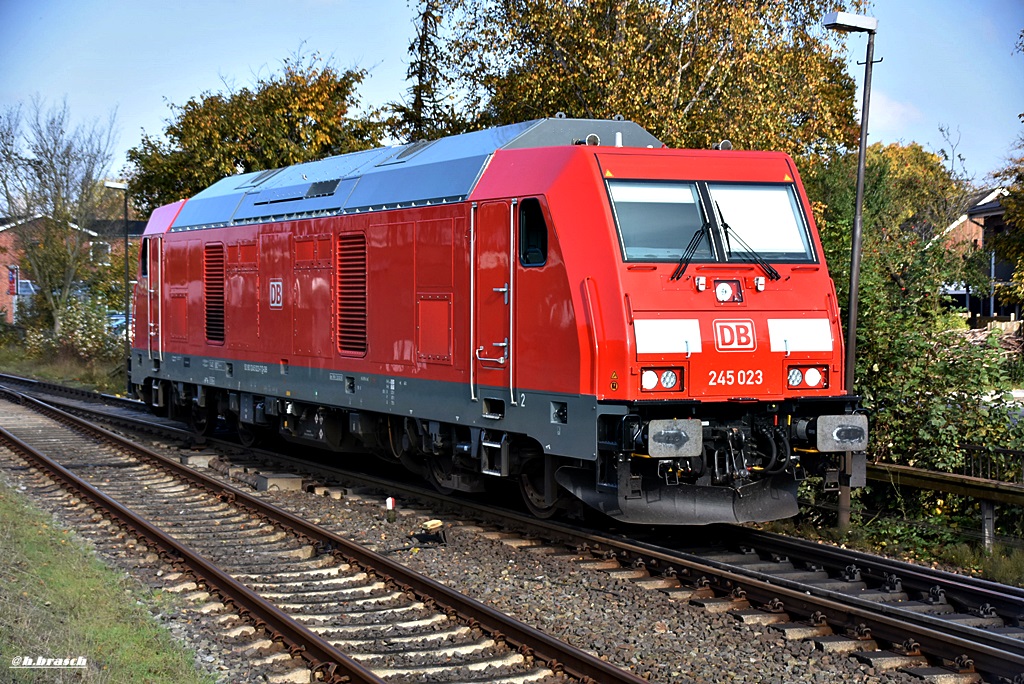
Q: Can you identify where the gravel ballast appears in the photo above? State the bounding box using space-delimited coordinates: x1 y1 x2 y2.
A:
271 488 922 684
2 430 924 684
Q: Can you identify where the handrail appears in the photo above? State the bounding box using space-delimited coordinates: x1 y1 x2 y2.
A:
866 462 1024 506
468 203 477 402
866 461 1024 552
508 198 517 407
581 278 601 396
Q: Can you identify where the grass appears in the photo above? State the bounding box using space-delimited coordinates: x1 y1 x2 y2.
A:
0 345 125 396
0 480 212 683
940 541 1024 586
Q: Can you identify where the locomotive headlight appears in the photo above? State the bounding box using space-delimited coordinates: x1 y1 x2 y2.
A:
641 368 683 392
715 281 734 302
787 366 828 389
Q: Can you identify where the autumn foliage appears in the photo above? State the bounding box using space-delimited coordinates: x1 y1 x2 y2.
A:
126 53 382 215
434 0 863 157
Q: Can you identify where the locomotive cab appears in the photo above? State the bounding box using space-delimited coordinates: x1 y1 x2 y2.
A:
536 147 868 523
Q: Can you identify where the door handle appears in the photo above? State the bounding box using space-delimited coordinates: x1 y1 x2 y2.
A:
475 338 508 364
492 282 509 305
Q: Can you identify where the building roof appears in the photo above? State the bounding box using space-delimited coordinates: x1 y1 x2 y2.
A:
934 187 1010 245
169 117 663 232
90 219 148 238
0 214 99 238
967 192 1009 220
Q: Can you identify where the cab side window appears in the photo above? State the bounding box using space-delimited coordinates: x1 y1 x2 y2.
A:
519 197 547 267
140 238 150 278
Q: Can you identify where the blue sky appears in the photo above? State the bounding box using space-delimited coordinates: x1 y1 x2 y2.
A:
1 0 1021 184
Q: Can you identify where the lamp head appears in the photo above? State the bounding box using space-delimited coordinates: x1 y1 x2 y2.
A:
823 11 878 34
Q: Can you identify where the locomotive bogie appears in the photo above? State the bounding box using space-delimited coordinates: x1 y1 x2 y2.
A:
131 118 867 525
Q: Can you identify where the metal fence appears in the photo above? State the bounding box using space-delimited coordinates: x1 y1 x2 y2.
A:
963 445 1024 485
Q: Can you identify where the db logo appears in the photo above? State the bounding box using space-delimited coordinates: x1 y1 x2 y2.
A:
714 319 756 351
269 279 284 309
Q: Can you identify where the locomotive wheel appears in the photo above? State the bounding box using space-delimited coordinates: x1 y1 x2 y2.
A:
519 458 565 519
426 454 456 495
234 414 260 448
189 400 217 437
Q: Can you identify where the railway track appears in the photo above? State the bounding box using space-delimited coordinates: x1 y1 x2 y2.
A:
0 385 647 684
6 376 1024 682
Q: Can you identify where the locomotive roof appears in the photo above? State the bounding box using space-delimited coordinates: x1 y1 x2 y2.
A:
169 118 663 231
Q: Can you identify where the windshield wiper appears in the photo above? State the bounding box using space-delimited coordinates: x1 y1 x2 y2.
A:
670 221 711 281
716 202 781 281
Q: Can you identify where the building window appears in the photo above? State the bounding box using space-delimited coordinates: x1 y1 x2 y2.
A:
92 241 111 265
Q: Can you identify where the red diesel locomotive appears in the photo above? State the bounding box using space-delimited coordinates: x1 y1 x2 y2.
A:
131 117 867 525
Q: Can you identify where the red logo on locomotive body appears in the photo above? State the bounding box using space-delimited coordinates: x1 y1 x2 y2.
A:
713 319 756 351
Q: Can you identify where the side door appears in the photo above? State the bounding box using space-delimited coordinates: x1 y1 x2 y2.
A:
473 200 516 412
142 236 163 360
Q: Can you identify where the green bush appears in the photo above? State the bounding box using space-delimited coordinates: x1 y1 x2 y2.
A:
22 297 122 364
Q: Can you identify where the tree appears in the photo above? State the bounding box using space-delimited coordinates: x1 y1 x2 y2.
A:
434 0 861 157
995 140 1024 303
989 30 1024 303
802 142 1020 469
0 97 118 337
387 0 467 142
127 52 383 215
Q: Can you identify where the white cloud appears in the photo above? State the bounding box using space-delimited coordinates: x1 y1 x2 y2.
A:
865 89 923 143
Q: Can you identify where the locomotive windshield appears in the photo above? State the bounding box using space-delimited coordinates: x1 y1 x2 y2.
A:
708 183 814 263
608 181 711 261
608 180 815 264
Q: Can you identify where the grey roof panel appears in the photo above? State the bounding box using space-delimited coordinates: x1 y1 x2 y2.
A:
231 178 357 222
344 154 491 211
503 118 662 149
172 190 246 229
169 118 662 231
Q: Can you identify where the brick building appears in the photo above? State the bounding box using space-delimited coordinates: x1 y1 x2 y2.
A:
0 215 146 325
941 187 1021 322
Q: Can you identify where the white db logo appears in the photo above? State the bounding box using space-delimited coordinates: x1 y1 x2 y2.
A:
269 279 284 309
714 319 756 351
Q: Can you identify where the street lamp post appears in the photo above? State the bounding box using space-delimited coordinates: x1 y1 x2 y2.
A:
823 10 878 390
823 10 878 532
104 180 130 394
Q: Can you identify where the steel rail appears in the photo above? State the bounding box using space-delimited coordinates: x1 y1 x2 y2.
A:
0 372 140 410
24 387 1024 679
615 536 1024 681
729 526 1024 611
1 388 647 684
0 415 384 684
207 449 1024 680
180 432 1024 680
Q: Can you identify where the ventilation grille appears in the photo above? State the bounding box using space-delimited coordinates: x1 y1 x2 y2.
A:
337 233 367 354
204 243 225 343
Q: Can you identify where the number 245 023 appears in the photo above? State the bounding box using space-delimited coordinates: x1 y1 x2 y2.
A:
708 369 763 386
